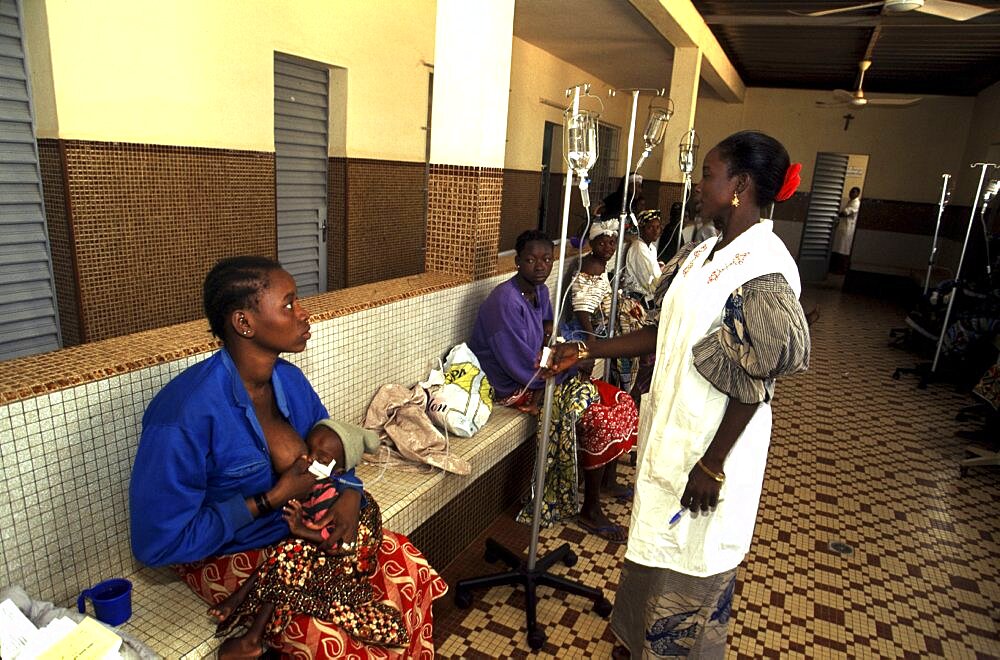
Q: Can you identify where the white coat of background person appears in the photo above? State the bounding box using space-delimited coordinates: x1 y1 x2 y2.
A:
832 186 861 256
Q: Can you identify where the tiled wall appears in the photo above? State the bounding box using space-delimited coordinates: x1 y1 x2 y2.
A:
654 180 684 219
858 198 970 238
343 159 426 288
37 140 81 347
37 140 276 343
426 164 504 280
35 140 435 345
327 157 348 291
500 169 542 251
0 266 543 606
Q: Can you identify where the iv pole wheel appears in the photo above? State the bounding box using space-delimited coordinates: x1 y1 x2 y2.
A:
562 550 578 567
483 545 500 564
593 597 613 617
527 628 547 650
454 587 473 609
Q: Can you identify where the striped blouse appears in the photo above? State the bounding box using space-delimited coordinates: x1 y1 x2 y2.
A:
571 271 612 314
651 241 811 404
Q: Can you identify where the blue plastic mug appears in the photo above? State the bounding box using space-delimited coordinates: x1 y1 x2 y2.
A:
77 578 132 626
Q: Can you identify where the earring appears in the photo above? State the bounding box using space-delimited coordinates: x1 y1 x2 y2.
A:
731 192 740 208
243 330 249 335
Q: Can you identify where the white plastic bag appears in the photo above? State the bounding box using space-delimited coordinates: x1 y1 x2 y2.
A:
425 343 493 437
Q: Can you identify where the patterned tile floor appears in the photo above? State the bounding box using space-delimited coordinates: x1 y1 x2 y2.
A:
433 284 1000 658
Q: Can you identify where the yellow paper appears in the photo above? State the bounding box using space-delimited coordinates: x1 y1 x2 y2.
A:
36 617 121 660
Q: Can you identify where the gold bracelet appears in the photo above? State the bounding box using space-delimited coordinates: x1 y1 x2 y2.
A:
696 459 725 483
575 340 590 360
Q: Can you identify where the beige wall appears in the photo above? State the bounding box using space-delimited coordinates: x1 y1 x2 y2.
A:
505 37 665 179
694 86 975 203
23 0 436 161
955 80 1000 202
430 0 514 168
841 153 869 207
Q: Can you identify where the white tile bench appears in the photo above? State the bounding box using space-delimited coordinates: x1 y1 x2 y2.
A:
1 267 551 658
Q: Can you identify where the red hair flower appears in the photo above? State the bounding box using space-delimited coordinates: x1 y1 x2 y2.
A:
775 163 802 202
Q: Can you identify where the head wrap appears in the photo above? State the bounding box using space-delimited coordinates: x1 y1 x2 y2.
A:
637 209 661 226
775 163 802 202
588 219 619 242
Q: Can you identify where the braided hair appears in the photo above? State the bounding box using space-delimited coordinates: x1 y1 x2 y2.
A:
202 256 282 340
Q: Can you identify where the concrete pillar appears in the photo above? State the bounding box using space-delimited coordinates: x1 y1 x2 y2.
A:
425 0 514 280
656 46 702 213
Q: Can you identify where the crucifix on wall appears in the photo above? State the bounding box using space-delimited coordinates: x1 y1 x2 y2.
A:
843 113 855 131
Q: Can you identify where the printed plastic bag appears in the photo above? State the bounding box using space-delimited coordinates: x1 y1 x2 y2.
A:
426 343 493 437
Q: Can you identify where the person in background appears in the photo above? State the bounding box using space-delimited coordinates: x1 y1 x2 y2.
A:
563 222 646 396
469 230 637 543
691 211 720 244
129 256 446 658
831 186 861 274
546 131 811 658
599 173 645 226
624 209 664 309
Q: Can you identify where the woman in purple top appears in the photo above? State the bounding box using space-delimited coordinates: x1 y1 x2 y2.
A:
470 230 637 544
471 230 558 413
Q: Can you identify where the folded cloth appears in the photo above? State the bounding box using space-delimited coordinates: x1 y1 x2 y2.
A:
363 384 471 475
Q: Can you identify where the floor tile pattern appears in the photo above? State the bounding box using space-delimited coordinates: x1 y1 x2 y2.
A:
434 286 1000 658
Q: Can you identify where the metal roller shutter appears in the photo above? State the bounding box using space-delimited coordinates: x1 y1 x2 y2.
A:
798 152 849 282
0 0 61 359
274 53 329 296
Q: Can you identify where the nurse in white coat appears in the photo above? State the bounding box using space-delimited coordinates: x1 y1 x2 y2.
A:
546 131 812 659
831 186 861 274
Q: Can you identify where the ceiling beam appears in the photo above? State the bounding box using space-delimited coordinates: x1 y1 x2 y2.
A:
628 0 745 102
703 14 882 27
702 14 996 27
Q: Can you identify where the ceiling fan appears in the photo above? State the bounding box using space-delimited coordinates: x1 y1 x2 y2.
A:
816 60 922 108
793 0 997 21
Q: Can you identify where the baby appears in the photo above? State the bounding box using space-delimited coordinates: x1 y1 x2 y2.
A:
211 424 407 657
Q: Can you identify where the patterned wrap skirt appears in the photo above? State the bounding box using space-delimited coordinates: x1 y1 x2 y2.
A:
176 495 448 659
514 377 638 527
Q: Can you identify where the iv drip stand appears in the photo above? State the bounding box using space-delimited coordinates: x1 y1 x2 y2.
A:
605 87 666 382
454 83 612 652
930 163 995 374
923 174 951 295
605 89 640 382
677 173 693 251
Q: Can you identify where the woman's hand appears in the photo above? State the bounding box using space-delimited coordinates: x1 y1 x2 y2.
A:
679 459 723 515
269 455 316 507
542 343 580 376
307 489 362 555
514 388 545 415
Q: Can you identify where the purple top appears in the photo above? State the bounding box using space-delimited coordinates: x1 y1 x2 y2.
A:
470 277 556 399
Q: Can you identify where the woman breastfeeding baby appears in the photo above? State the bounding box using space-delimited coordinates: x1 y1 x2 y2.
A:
209 422 406 656
129 256 446 658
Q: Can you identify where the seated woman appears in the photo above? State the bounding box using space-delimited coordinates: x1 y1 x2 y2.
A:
469 230 637 543
563 221 646 396
623 209 664 309
129 256 447 658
